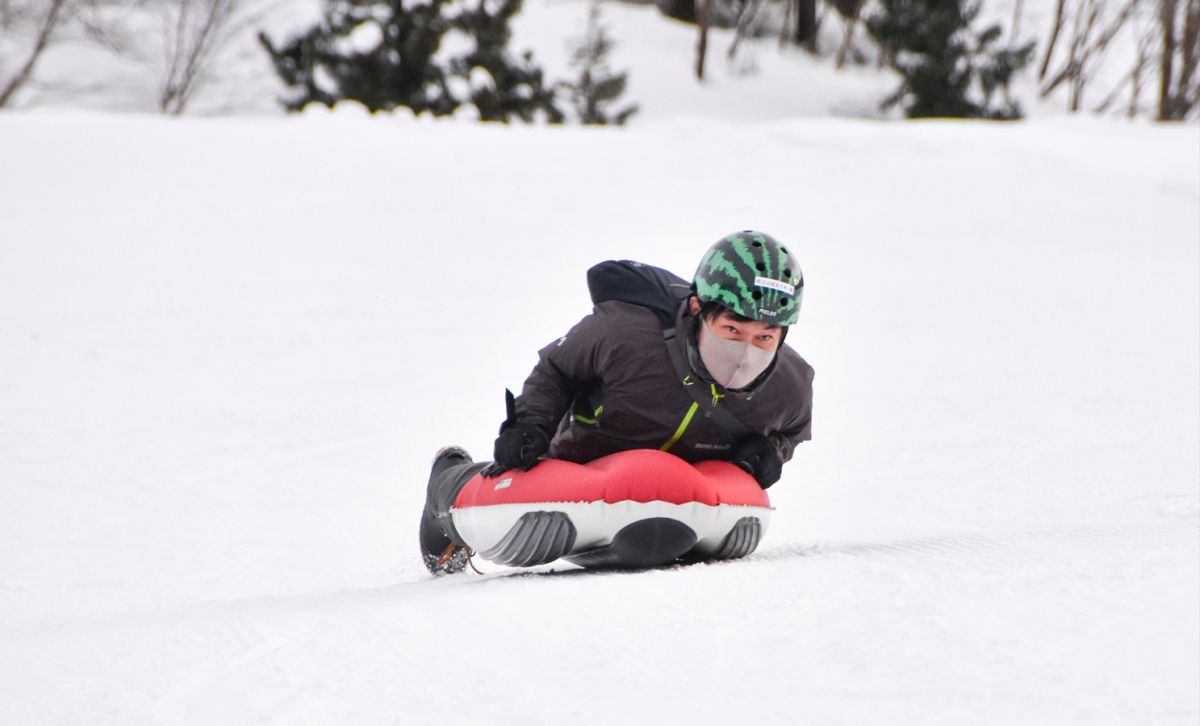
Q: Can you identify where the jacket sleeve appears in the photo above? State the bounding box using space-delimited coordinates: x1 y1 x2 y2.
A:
513 308 611 435
769 359 814 464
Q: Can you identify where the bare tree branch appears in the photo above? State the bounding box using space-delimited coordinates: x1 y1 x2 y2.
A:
728 0 763 61
1073 0 1101 109
1040 0 1140 109
1093 18 1155 114
834 0 866 70
1130 28 1153 115
161 0 192 112
1011 0 1026 45
1040 0 1069 80
0 0 68 108
157 0 239 115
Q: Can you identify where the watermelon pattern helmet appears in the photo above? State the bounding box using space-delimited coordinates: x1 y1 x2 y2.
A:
693 230 804 326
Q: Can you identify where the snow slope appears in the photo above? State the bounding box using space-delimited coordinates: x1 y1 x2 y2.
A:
1 112 1197 724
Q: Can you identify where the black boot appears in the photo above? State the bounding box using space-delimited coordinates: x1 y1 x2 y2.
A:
419 446 481 575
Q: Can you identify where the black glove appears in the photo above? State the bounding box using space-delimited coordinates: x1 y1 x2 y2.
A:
732 436 783 489
481 389 551 478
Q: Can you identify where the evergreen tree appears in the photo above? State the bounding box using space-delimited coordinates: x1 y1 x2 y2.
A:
453 0 563 122
259 0 562 122
866 0 1034 119
559 3 638 126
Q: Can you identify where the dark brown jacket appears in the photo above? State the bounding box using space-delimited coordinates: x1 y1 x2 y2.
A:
514 299 814 465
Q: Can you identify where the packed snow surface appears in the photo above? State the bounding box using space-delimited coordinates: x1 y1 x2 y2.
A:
1 112 1197 725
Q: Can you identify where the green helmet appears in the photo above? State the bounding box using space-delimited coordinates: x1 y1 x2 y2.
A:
693 230 804 326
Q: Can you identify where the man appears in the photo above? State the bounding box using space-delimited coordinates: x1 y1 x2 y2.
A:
419 230 814 574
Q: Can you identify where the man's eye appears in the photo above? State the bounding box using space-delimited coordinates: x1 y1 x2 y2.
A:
723 326 738 334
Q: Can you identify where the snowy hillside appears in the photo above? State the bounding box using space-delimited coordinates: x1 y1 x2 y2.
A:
1 110 1197 724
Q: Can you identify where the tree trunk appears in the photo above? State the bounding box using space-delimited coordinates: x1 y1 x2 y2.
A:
1160 0 1180 118
695 0 710 80
659 0 696 23
1175 0 1200 117
793 0 817 50
779 0 793 48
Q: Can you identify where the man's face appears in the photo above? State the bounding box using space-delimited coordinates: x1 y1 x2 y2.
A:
690 298 782 352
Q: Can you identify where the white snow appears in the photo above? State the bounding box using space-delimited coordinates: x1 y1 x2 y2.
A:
1 110 1196 725
339 20 386 55
1 2 1199 724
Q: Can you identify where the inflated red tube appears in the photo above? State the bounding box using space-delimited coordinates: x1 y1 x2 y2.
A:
454 448 770 507
452 449 772 568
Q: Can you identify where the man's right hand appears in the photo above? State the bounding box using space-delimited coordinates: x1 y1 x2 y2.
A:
481 389 551 477
482 421 550 477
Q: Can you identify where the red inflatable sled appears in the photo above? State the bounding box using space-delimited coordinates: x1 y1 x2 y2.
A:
452 449 772 569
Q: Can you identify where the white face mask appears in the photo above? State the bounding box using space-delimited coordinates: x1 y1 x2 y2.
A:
697 319 776 389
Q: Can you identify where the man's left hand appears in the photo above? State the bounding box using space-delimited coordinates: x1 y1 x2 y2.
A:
732 436 783 489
